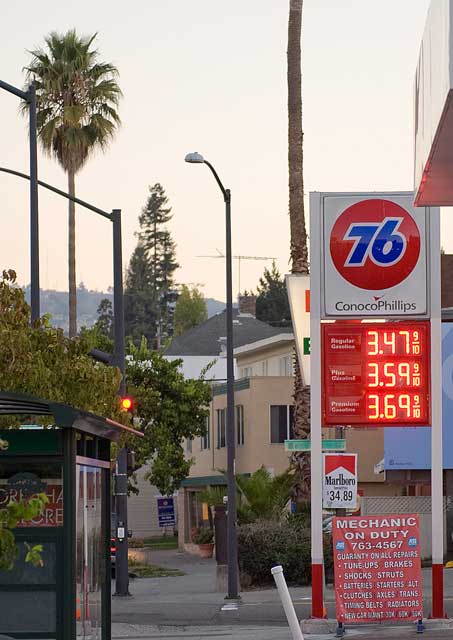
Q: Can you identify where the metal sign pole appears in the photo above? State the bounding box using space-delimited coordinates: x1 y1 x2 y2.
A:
309 192 324 618
429 207 444 617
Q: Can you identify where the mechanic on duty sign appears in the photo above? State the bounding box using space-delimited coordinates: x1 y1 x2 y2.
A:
323 453 357 509
332 514 423 624
322 194 428 317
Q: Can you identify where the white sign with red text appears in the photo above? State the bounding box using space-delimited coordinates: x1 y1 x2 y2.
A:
323 453 357 510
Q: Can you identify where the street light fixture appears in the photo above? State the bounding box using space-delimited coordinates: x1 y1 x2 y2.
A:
0 79 39 324
184 152 239 601
0 166 125 395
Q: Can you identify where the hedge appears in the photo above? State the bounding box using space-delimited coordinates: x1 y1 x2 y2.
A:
237 516 333 587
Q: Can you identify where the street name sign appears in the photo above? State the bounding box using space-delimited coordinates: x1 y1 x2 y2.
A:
284 439 346 452
322 453 357 509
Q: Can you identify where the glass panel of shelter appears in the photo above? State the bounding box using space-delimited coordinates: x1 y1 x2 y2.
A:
0 460 63 638
76 464 104 640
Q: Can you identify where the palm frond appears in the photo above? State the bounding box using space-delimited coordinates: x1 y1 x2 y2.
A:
22 29 121 173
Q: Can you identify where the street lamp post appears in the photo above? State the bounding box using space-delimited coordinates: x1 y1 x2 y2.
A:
0 79 40 323
185 152 238 600
0 167 125 389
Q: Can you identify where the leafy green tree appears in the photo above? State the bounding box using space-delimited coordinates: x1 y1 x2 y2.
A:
173 285 208 336
0 270 123 567
137 184 180 348
0 270 122 420
124 244 155 345
125 338 211 495
255 262 291 327
24 30 122 338
200 467 294 525
0 493 49 570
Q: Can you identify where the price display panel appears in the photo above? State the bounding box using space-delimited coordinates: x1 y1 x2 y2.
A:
322 321 430 427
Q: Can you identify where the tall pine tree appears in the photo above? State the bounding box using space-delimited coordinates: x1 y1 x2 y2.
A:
124 243 155 345
125 184 179 347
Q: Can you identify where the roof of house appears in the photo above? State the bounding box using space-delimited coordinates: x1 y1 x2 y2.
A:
234 332 294 358
165 310 291 356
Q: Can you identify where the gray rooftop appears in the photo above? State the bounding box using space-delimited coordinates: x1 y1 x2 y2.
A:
165 310 291 356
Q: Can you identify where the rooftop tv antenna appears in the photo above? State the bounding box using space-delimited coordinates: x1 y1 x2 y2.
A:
197 249 276 296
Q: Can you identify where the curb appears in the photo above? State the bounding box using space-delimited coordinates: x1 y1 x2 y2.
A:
301 617 453 636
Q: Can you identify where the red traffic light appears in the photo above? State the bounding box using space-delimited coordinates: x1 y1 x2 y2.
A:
120 396 133 412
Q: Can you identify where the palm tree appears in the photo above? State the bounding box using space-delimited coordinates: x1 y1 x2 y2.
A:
287 1 311 502
199 467 294 524
24 30 122 337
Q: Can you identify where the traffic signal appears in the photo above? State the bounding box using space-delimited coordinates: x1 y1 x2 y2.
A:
120 396 133 413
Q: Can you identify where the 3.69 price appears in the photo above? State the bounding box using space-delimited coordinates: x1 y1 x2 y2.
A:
367 393 422 420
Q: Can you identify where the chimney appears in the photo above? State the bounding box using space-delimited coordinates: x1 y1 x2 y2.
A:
238 294 256 317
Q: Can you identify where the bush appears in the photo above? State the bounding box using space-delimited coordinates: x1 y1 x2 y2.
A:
237 516 333 587
128 538 145 548
192 527 214 544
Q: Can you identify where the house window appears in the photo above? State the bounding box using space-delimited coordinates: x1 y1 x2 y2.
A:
201 415 210 450
217 409 226 448
242 366 252 378
261 360 268 376
236 405 245 445
279 355 292 376
186 438 193 453
270 405 294 443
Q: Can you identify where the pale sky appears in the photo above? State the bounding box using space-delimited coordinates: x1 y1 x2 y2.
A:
0 0 436 302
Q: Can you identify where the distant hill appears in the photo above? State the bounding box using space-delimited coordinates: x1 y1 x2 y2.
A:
24 285 225 333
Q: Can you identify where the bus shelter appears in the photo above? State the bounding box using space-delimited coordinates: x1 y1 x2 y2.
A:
0 391 142 640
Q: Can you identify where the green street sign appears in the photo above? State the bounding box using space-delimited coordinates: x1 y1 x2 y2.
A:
284 439 346 452
303 337 310 355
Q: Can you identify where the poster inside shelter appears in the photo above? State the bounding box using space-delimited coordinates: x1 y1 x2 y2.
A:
332 514 423 624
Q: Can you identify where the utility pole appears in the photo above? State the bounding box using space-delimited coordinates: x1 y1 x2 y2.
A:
113 448 130 596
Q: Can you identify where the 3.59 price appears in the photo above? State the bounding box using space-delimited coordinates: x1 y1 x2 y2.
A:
367 393 422 420
367 362 421 388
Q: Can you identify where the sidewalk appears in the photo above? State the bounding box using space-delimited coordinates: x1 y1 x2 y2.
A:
111 549 453 631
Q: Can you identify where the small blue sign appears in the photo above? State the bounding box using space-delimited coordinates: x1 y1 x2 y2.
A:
157 497 176 528
408 537 418 548
336 540 345 551
384 324 453 470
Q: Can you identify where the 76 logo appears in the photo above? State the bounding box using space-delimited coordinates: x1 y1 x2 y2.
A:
344 217 406 267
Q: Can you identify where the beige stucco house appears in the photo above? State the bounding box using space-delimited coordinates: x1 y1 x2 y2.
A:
177 329 400 549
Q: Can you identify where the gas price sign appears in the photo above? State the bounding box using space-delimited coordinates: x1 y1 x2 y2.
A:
322 321 430 427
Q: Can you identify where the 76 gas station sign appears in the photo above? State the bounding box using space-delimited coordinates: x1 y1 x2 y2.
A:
288 191 441 622
322 196 428 318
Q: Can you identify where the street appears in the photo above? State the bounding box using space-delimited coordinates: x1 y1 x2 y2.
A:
111 550 453 639
111 622 453 639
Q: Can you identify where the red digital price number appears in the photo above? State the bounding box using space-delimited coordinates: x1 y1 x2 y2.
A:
322 322 430 427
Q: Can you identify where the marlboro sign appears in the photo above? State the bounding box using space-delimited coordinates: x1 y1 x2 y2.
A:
323 453 357 510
